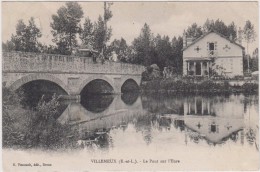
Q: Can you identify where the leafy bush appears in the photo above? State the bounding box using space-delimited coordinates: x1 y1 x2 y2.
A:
233 75 244 80
160 79 175 90
2 87 78 150
242 83 258 93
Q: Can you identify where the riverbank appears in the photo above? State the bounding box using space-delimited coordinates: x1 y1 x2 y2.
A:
141 78 258 94
2 87 78 150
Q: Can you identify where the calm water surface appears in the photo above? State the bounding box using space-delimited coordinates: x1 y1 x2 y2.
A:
58 93 259 153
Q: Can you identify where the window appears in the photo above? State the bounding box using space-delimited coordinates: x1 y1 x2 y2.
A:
209 122 218 133
208 42 215 55
211 124 217 133
188 62 194 70
209 43 215 51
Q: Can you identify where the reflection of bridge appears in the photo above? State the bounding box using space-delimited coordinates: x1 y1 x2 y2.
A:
3 52 145 97
58 95 145 132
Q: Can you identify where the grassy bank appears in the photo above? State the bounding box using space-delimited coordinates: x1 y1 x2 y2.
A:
141 78 258 94
2 87 78 150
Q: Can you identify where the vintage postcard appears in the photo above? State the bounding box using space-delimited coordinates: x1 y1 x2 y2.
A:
1 1 259 171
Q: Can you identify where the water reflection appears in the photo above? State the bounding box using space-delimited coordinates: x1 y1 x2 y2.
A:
63 94 256 151
31 92 260 151
57 93 141 150
121 92 139 105
141 94 258 148
81 94 114 113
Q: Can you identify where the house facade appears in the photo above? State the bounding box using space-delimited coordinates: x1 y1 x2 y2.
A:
182 31 244 77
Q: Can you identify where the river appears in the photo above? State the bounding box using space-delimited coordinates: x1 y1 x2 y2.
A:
3 92 259 171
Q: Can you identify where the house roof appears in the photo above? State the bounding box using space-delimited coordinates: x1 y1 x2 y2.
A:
183 30 245 51
184 124 243 145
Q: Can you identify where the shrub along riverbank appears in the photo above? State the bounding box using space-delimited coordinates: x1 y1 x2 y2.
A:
2 87 78 150
141 78 258 94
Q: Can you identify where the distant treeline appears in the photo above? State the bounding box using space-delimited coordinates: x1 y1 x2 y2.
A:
2 2 257 74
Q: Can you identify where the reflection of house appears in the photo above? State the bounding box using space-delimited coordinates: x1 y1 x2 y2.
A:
182 95 245 144
184 116 244 144
184 97 213 116
182 30 244 77
184 95 244 117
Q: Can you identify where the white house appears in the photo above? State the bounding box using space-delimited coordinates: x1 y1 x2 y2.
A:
182 30 244 77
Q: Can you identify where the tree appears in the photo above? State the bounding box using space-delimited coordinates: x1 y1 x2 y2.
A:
203 19 215 33
2 40 15 52
92 15 112 54
154 34 172 69
171 36 183 74
131 24 183 74
50 2 84 55
251 48 258 72
8 18 42 52
214 19 228 36
186 23 203 39
79 2 113 56
132 23 155 66
202 19 237 41
227 22 237 41
11 19 27 51
107 38 129 62
26 18 42 52
243 20 256 72
80 17 94 48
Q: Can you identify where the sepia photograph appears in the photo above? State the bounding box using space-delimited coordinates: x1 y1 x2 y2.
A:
1 1 259 171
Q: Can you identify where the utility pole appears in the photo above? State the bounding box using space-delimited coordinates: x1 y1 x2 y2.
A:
102 2 110 58
103 2 107 56
102 2 112 58
247 52 250 74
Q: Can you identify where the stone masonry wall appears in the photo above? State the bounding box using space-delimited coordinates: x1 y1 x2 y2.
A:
3 52 145 75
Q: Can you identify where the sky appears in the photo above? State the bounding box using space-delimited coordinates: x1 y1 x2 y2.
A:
2 1 259 54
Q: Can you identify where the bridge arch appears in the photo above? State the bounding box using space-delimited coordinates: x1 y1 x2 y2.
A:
78 75 116 94
9 73 70 95
121 78 140 93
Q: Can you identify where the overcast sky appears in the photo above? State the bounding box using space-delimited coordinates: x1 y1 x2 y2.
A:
2 1 259 53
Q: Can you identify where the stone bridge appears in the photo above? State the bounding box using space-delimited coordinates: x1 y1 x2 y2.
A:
2 52 145 98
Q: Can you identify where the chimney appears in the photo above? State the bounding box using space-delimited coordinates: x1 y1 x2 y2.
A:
183 30 187 48
237 27 242 44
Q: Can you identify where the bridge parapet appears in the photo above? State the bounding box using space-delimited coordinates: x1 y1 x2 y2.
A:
3 51 145 75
